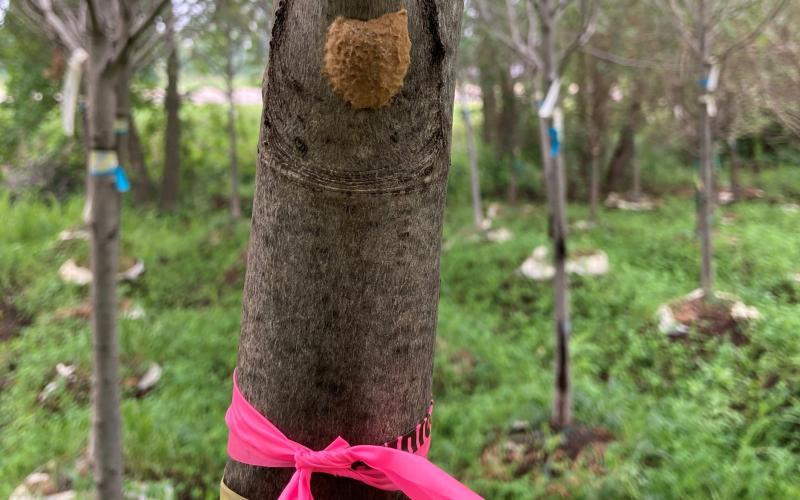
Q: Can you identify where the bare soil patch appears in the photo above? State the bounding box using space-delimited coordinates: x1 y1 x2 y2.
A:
1 299 32 342
481 422 615 480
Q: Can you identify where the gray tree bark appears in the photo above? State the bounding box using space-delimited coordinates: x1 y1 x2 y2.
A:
535 0 572 430
160 6 181 211
697 0 715 295
87 31 124 500
222 0 463 498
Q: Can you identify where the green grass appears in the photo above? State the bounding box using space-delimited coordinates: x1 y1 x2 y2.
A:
1 185 799 498
2 101 800 499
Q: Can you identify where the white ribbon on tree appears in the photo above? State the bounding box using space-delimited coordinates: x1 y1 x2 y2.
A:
62 48 89 136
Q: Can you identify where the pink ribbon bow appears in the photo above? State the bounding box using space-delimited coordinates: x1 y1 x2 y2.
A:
225 373 483 500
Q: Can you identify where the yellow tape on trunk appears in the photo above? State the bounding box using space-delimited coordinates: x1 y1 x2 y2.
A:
220 479 248 500
89 150 119 174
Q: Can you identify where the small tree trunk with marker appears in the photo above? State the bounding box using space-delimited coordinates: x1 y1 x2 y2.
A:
223 0 463 497
536 0 572 430
87 32 123 500
697 0 715 296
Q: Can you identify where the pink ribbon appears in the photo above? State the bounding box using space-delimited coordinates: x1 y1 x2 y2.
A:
225 373 483 500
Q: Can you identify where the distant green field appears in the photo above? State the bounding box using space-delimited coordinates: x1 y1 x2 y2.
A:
2 181 799 498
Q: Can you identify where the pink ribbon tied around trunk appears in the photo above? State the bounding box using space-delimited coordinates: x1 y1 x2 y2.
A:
225 373 483 500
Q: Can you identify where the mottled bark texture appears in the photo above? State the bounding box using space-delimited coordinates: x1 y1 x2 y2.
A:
223 0 463 498
87 33 124 500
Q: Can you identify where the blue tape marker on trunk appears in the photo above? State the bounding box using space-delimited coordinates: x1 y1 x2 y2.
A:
90 166 130 193
549 126 560 156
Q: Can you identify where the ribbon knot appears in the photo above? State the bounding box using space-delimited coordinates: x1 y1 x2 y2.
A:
225 372 483 499
292 438 352 472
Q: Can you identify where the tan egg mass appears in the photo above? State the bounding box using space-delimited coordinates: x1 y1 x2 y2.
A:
323 9 411 109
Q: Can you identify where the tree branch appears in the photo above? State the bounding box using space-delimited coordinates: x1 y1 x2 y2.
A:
654 0 702 56
582 45 680 71
719 0 788 60
85 0 100 33
558 0 597 73
27 0 83 51
114 0 169 63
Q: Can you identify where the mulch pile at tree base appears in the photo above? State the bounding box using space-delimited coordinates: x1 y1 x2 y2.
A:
605 192 660 211
481 422 615 479
718 187 765 205
0 299 32 343
659 290 759 346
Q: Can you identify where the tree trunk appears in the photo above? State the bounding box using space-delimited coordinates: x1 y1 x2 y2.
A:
507 156 519 205
225 52 242 219
589 148 601 220
498 67 518 203
536 0 572 430
223 1 462 498
631 154 642 201
581 51 604 221
161 8 181 211
87 32 123 500
728 137 740 202
477 40 498 146
604 96 641 193
460 90 483 229
115 58 154 204
698 0 714 295
127 114 154 199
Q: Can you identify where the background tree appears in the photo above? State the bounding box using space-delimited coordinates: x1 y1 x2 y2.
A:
192 0 269 219
658 0 787 296
478 0 596 430
16 1 168 498
160 0 181 210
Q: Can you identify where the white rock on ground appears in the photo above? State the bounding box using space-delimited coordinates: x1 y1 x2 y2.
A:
731 301 760 321
566 251 610 277
58 259 145 285
605 192 656 211
38 364 77 403
58 259 92 286
782 204 800 214
519 246 610 281
137 362 163 394
518 246 555 281
119 260 146 281
9 472 67 500
57 229 89 242
486 202 502 220
486 228 513 243
657 304 690 337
